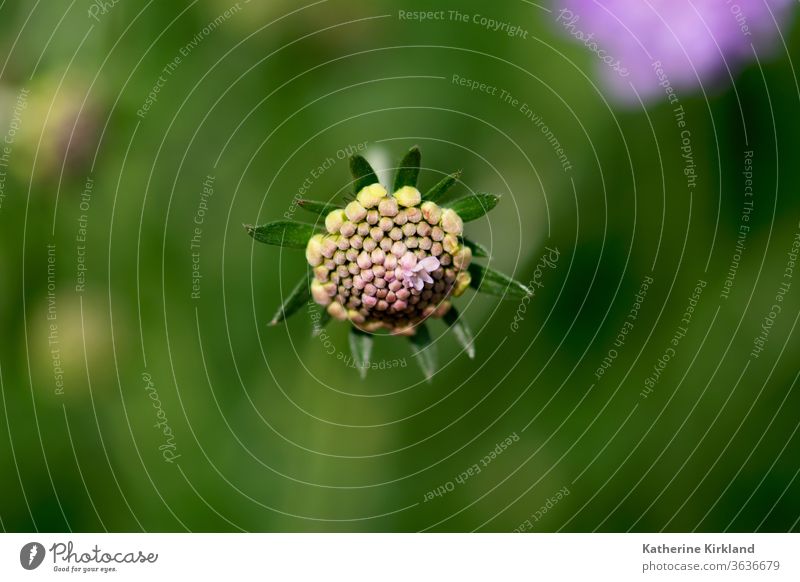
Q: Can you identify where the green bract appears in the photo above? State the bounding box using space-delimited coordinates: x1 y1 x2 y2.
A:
245 146 531 381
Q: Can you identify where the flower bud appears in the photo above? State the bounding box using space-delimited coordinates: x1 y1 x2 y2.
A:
378 197 399 217
305 234 324 266
406 207 422 223
361 319 382 332
327 301 347 320
394 210 408 225
441 208 463 235
348 309 365 324
421 201 442 225
311 280 331 305
345 201 368 222
389 227 403 241
369 226 384 242
378 217 393 231
379 237 393 251
357 252 372 270
325 209 347 234
357 183 387 208
443 234 459 255
453 246 472 270
394 186 421 207
314 266 329 281
371 249 385 265
453 271 471 297
340 221 356 237
392 323 416 336
321 236 338 258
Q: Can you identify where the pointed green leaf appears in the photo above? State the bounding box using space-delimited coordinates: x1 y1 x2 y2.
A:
245 221 319 249
443 307 475 359
461 237 490 258
298 199 339 217
349 155 380 193
468 263 531 300
312 309 331 336
448 193 500 222
393 146 421 191
423 171 461 202
409 323 437 382
348 327 373 380
270 273 311 325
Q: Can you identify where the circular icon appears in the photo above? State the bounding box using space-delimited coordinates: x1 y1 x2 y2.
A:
19 542 45 570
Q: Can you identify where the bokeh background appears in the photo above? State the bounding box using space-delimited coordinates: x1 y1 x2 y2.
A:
1 0 799 532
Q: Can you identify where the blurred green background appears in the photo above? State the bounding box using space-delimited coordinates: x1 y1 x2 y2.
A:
1 0 799 532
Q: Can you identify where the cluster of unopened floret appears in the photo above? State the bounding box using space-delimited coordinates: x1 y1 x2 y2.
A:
305 184 472 334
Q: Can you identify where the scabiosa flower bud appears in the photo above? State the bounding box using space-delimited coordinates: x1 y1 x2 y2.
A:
421 201 442 224
441 208 463 235
304 189 472 332
394 186 422 207
251 147 526 379
305 234 324 266
325 209 347 234
356 183 387 208
345 201 368 222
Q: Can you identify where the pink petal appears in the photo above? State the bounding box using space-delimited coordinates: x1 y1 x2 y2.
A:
414 256 440 273
420 271 433 285
399 252 417 270
414 278 424 291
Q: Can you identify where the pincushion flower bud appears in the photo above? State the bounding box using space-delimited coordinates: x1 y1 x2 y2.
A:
421 201 442 225
345 201 368 222
325 209 347 234
249 146 528 380
311 280 331 305
303 195 468 332
453 271 471 297
356 183 387 208
305 234 324 266
441 208 463 235
394 186 422 207
453 246 473 270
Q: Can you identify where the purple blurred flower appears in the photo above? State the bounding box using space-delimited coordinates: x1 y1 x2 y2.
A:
555 0 796 102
